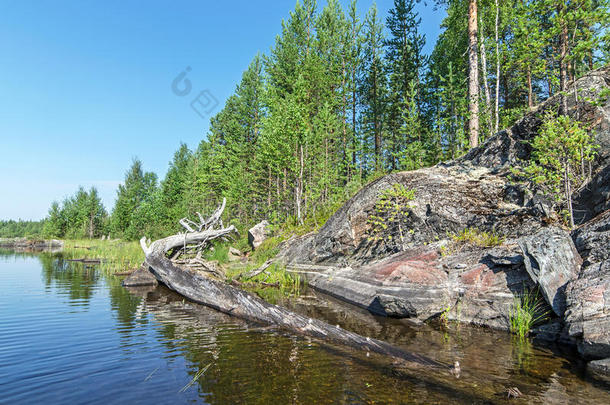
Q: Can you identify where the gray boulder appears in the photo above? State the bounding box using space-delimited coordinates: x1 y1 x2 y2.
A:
228 247 243 262
122 265 158 287
573 164 610 225
248 220 271 250
517 227 582 316
565 210 610 358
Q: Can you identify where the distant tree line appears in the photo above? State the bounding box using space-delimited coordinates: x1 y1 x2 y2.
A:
0 220 44 238
6 0 609 240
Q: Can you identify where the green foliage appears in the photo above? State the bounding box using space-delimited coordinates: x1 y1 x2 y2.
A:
63 239 144 273
111 158 158 239
0 220 44 238
203 243 230 265
592 87 610 107
509 289 550 339
451 227 504 247
368 184 415 244
439 304 452 325
42 187 107 239
225 261 302 303
250 236 285 265
441 227 504 256
518 112 598 227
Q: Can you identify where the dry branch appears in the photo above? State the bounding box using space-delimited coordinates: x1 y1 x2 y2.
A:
239 259 273 280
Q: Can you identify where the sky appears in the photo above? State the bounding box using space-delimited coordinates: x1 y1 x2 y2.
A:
0 0 446 220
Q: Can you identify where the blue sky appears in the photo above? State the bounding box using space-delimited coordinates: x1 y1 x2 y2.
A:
0 0 445 220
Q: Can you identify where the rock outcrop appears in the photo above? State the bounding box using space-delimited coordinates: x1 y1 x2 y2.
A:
573 164 610 224
588 358 610 383
461 68 610 175
289 243 535 330
0 238 64 250
280 165 545 266
518 227 582 316
565 210 610 359
277 67 610 368
122 265 159 287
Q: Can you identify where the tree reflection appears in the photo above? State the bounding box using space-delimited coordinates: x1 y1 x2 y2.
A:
38 253 99 306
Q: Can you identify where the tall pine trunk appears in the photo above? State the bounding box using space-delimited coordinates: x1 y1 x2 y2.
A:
564 162 574 228
468 0 480 148
373 69 381 171
527 64 534 110
558 2 568 116
494 0 500 134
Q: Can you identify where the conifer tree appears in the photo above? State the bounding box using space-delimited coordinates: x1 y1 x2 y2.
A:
360 3 386 172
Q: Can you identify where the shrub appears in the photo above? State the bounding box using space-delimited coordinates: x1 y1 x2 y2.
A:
514 112 597 228
368 183 415 244
452 227 504 247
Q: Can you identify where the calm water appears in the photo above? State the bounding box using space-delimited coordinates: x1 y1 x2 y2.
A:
1 250 609 404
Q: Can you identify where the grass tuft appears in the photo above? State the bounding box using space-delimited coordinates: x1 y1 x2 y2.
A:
441 227 504 256
63 239 144 273
509 289 550 339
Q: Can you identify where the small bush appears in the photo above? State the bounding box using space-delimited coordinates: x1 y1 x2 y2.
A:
509 289 550 339
226 262 302 302
250 236 285 265
368 184 415 244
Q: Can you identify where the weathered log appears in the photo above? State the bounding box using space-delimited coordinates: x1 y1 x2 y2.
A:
67 258 102 264
140 198 236 259
143 251 440 367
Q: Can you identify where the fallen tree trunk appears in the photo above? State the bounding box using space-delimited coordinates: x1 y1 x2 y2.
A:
138 199 443 367
144 251 440 366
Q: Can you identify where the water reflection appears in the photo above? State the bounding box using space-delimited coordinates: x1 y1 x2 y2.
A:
1 249 609 405
38 253 100 306
125 284 610 404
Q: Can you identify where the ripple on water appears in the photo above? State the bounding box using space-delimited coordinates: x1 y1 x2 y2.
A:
1 251 609 404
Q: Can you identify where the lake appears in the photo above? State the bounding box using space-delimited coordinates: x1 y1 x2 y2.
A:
1 249 609 404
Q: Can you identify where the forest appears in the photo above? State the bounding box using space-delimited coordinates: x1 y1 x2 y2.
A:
7 0 608 240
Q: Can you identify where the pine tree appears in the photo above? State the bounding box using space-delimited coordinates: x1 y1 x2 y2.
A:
360 3 386 172
385 0 427 170
111 158 157 237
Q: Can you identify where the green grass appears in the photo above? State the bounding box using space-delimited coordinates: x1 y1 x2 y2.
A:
451 227 504 247
226 261 302 303
63 239 144 273
250 236 285 265
509 289 550 339
441 227 504 256
203 243 230 264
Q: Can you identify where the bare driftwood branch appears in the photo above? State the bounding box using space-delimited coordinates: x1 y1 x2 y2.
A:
238 259 274 280
179 218 197 233
140 226 236 257
140 199 237 264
